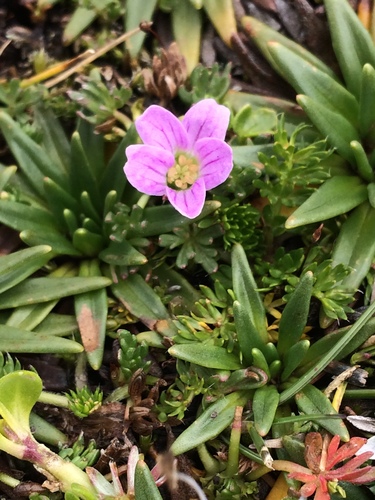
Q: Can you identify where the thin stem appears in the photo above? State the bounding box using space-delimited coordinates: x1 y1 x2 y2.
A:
38 391 70 408
343 389 375 398
225 406 243 478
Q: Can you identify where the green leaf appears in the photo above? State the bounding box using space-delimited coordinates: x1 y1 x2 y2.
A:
0 276 111 309
232 244 268 363
99 239 147 266
20 229 82 257
63 6 97 45
170 391 248 456
72 228 104 257
280 340 310 382
0 370 42 434
110 272 177 336
203 0 237 47
253 385 279 436
34 105 71 174
134 460 163 500
125 0 158 58
0 326 84 354
0 111 68 196
241 16 339 80
168 344 242 370
296 94 360 163
359 64 375 140
351 141 374 182
295 384 349 441
277 271 313 356
324 0 375 99
0 245 52 295
285 176 367 228
0 200 57 233
34 314 79 337
297 318 375 372
100 126 138 199
69 131 101 212
267 42 359 126
172 0 202 74
74 260 108 370
233 105 277 137
332 202 375 290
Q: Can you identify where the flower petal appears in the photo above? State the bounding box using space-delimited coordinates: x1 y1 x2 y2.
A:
194 137 233 190
166 178 206 218
135 105 189 152
183 99 230 148
124 144 173 195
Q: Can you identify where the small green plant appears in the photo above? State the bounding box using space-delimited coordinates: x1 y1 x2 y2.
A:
243 0 375 294
66 386 103 418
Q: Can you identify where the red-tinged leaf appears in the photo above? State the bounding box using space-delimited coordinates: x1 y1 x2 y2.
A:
330 464 373 482
349 467 375 484
326 437 367 469
288 471 316 483
326 434 341 464
314 477 330 500
327 452 373 477
299 481 318 497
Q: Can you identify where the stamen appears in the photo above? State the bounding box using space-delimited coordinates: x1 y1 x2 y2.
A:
167 153 200 190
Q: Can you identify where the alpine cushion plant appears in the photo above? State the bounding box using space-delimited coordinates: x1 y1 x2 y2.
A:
124 98 233 218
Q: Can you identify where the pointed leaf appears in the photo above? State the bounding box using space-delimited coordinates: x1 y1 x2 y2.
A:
296 94 360 163
267 42 359 126
110 273 177 336
285 176 367 228
232 244 268 362
332 202 375 290
0 111 68 195
172 0 202 74
241 16 338 80
203 0 237 46
170 391 248 456
0 245 52 295
134 460 163 500
168 343 242 370
324 0 375 98
0 325 83 353
99 239 147 266
295 384 349 441
277 271 313 356
125 0 158 58
20 229 82 257
0 276 111 309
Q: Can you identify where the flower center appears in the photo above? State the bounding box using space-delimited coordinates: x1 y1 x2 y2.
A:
166 153 199 190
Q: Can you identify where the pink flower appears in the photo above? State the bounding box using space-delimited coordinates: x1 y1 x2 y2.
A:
124 99 233 218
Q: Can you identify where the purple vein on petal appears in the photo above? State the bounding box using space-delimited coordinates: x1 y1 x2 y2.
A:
194 138 233 190
166 178 206 219
124 144 173 196
135 105 189 152
183 99 231 148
